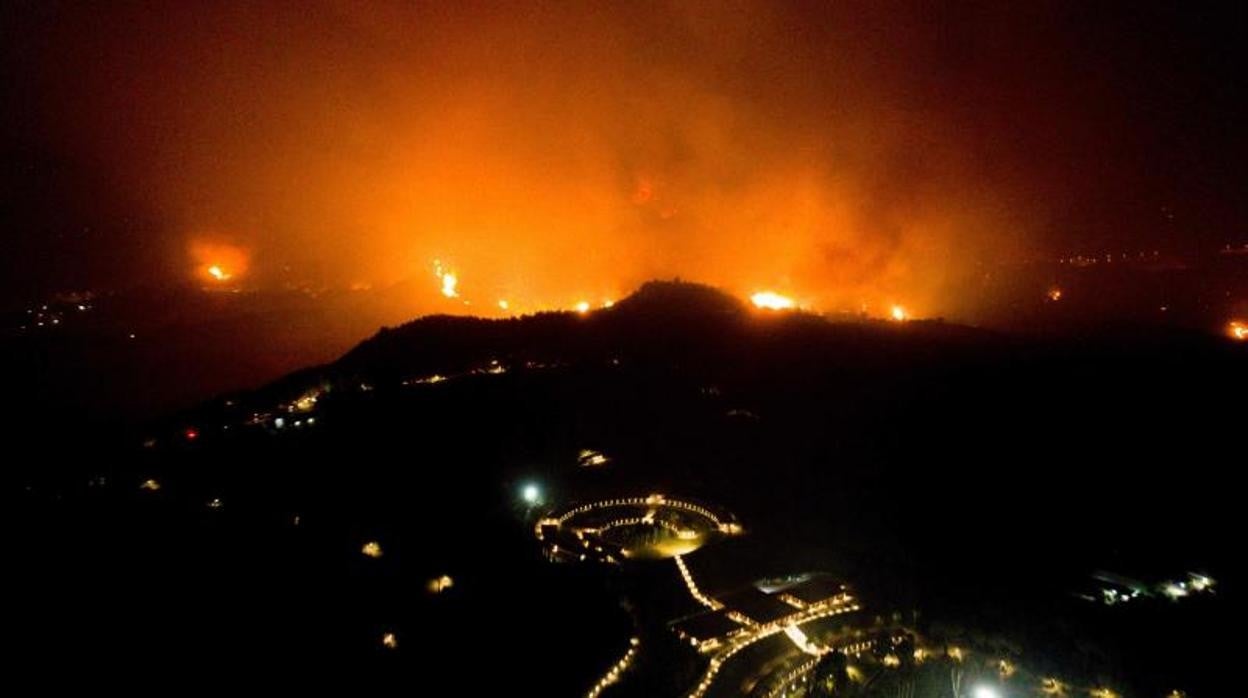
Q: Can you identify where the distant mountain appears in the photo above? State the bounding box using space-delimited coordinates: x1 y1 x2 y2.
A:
331 280 984 384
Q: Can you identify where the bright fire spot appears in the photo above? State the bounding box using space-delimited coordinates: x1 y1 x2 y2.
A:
139 478 161 492
1229 320 1247 341
498 299 509 311
433 260 458 298
750 291 795 310
361 541 384 558
1048 287 1063 301
190 240 248 285
575 301 591 314
602 299 615 308
891 305 908 321
381 632 398 649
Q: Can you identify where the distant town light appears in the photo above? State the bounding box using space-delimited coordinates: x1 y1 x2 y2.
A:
1162 582 1188 599
577 449 610 467
521 483 542 505
361 541 384 558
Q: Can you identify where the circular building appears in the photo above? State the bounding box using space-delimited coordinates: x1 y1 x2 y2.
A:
534 494 742 563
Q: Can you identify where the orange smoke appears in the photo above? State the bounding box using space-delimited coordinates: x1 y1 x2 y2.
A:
43 3 1039 323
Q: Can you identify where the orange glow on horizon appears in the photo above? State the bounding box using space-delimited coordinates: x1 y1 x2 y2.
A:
1230 320 1248 341
891 305 908 321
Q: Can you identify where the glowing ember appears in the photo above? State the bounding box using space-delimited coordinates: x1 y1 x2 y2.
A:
361 541 384 558
381 632 398 649
575 301 591 314
1229 320 1247 341
139 478 161 492
891 305 908 321
207 265 231 281
750 291 795 310
1048 287 1063 301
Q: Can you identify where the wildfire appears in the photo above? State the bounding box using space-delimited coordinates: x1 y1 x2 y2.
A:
750 291 795 310
1229 320 1247 341
1048 287 1063 301
498 299 509 311
190 240 248 285
891 305 908 321
433 260 458 298
575 301 591 314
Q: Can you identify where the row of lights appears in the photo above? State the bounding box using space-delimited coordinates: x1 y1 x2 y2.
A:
584 637 640 698
685 597 861 697
674 554 723 610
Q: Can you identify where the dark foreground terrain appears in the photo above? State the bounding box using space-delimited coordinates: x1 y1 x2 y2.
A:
7 281 1241 694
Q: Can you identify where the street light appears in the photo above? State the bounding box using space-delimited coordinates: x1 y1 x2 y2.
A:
521 482 542 505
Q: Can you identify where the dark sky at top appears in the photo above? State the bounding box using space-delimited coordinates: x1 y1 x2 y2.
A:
2 1 1245 305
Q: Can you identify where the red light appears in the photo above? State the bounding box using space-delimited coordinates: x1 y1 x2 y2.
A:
184 428 199 441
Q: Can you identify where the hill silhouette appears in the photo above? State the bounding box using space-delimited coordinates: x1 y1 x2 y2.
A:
9 278 1244 695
